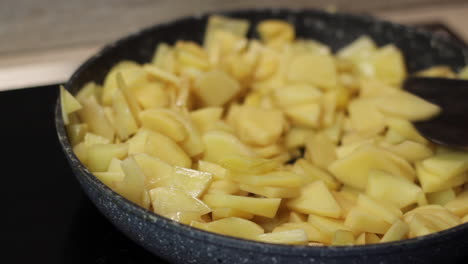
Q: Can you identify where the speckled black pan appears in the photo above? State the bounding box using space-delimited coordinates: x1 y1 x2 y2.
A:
56 8 468 264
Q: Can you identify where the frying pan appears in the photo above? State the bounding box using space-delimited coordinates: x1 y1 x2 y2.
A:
56 8 468 264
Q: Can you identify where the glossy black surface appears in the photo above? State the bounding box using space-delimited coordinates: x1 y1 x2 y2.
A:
405 77 468 149
1 85 167 264
56 8 468 264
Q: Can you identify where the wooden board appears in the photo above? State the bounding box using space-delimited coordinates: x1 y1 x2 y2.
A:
0 0 467 90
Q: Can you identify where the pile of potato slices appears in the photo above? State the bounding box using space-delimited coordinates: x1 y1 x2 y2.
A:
61 15 468 246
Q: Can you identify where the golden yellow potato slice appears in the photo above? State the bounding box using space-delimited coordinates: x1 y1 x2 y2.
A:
94 172 125 190
161 109 205 157
337 36 377 64
323 111 345 144
206 180 240 195
60 86 82 125
217 153 282 176
107 157 124 173
171 167 213 198
73 142 88 164
287 53 337 90
404 205 460 229
150 187 211 217
421 151 468 179
116 156 147 207
152 43 176 72
293 159 340 190
358 77 398 98
284 103 321 128
335 139 375 159
320 91 338 128
339 185 361 202
379 141 433 162
287 181 342 218
416 163 467 193
202 194 281 218
233 105 284 146
404 205 460 238
197 160 228 180
348 98 385 134
143 64 181 84
273 84 322 107
308 215 352 244
66 123 88 146
102 61 145 105
417 66 456 78
253 48 279 81
284 128 314 149
329 145 415 189
83 132 111 146
175 41 210 70
366 170 423 209
427 189 456 206
289 211 307 223
385 117 428 144
332 191 356 219
135 82 169 109
274 222 328 243
139 109 187 142
239 184 299 198
86 143 128 172
252 144 283 158
212 208 254 220
257 20 295 48
406 214 438 238
376 90 441 121
257 229 308 245
233 171 303 188
370 44 407 85
200 217 264 240
356 194 403 224
78 96 115 140
75 82 100 103
144 130 191 168
163 212 203 225
112 88 138 140
355 232 380 245
331 230 355 246
380 220 409 243
127 129 148 155
195 70 241 106
204 15 249 47
445 190 468 217
116 73 141 124
133 153 173 189
190 107 223 133
344 207 391 234
291 39 331 55
202 131 256 164
305 133 337 169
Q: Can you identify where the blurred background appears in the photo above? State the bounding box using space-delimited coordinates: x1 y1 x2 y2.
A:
1 0 467 90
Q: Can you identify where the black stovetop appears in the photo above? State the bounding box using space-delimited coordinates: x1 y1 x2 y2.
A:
2 22 466 264
1 86 168 263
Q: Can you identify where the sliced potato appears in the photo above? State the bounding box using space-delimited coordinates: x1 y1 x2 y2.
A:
198 217 264 240
287 53 338 90
287 181 342 218
195 70 241 106
257 229 308 245
203 193 281 218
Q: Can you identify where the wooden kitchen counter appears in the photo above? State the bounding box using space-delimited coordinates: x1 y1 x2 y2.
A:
1 0 467 90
